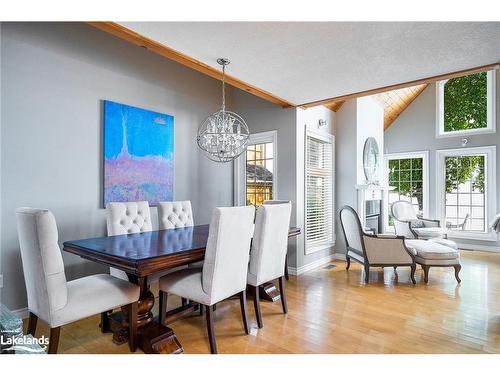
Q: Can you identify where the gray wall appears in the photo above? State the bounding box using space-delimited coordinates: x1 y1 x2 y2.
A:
229 88 298 267
385 75 500 248
333 100 358 254
0 23 233 310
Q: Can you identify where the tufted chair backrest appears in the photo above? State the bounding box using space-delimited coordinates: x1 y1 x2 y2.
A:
106 201 152 236
16 208 68 325
202 206 255 303
157 201 194 230
248 203 292 285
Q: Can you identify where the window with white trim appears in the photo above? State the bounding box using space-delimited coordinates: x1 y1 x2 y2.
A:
234 131 277 207
305 131 334 253
385 151 429 232
436 146 497 241
436 70 496 137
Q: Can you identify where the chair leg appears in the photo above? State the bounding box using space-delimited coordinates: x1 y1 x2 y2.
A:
213 303 217 311
410 264 416 285
239 290 249 334
48 327 60 354
199 304 204 316
346 255 351 270
253 285 263 328
284 256 289 281
100 312 110 333
422 265 430 283
128 302 138 352
27 312 38 336
453 264 462 283
181 297 187 307
159 291 167 326
278 276 288 314
364 264 370 283
205 305 217 354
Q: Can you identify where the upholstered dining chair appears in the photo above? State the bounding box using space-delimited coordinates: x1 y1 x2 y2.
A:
16 208 140 354
158 205 255 354
106 201 152 280
339 205 417 284
391 200 446 240
157 201 194 230
263 200 292 280
247 202 292 328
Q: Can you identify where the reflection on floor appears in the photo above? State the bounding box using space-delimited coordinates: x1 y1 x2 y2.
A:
24 250 500 353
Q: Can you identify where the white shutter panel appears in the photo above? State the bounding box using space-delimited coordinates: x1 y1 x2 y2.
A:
306 133 334 250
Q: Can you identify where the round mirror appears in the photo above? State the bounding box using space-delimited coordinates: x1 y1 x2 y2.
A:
363 137 380 183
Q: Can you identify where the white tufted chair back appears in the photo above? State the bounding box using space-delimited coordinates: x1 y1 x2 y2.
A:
157 201 194 230
106 201 152 279
106 201 152 235
16 208 68 325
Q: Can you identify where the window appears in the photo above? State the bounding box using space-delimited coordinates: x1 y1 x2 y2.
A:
385 152 429 231
436 70 496 137
445 155 485 231
436 146 496 241
246 142 274 206
305 131 334 253
234 131 277 207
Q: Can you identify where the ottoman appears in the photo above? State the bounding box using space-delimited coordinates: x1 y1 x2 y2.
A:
405 239 461 283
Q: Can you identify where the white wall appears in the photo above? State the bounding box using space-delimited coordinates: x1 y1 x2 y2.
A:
0 23 234 310
334 101 358 254
385 75 500 250
295 106 336 269
356 97 384 184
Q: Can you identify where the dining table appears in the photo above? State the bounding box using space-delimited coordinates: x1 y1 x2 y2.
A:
63 224 301 354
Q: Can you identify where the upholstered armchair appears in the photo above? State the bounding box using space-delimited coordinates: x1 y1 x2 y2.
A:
16 208 140 354
339 205 416 284
391 200 446 240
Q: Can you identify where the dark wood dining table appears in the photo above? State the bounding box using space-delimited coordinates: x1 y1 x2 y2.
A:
63 224 301 354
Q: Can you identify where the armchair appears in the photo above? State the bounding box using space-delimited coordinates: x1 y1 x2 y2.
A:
391 200 446 240
339 205 416 284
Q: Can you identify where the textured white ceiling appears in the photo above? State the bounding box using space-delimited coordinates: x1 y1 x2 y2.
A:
119 22 500 105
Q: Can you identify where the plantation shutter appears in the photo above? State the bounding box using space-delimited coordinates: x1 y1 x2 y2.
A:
306 133 334 250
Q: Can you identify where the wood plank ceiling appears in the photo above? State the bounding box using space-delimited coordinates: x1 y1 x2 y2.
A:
325 83 428 130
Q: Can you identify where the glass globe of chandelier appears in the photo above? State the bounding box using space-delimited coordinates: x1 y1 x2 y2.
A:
197 58 250 163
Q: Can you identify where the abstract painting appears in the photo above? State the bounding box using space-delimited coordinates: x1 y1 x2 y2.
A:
104 100 174 206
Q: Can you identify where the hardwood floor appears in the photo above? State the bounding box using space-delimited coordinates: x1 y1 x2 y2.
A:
24 250 500 354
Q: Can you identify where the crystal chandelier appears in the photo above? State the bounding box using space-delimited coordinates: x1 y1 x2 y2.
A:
197 58 250 163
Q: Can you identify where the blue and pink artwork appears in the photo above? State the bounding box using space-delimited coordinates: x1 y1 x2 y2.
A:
104 100 174 206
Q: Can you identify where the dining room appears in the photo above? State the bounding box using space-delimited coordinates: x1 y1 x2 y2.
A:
1 4 500 370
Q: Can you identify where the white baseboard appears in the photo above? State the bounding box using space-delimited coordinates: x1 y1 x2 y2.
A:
456 243 500 253
287 253 338 276
12 307 29 320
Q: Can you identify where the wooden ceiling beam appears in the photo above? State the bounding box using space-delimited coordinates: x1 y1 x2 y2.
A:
300 62 500 108
87 22 295 108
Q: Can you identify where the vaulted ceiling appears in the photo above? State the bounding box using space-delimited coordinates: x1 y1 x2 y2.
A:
325 84 429 130
93 22 500 107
